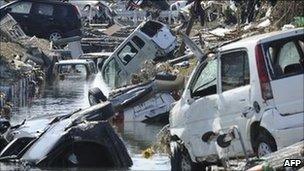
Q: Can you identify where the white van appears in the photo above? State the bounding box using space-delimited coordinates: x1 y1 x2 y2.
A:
101 20 177 88
169 28 304 170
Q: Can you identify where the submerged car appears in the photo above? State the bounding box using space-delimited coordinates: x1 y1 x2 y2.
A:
88 74 184 123
0 0 82 41
0 102 132 168
53 59 98 79
169 28 304 170
101 20 177 88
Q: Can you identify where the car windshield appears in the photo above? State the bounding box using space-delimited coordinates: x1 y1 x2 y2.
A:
59 64 87 76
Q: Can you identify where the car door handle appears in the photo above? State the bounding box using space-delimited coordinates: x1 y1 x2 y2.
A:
23 15 29 18
48 18 54 21
239 99 246 102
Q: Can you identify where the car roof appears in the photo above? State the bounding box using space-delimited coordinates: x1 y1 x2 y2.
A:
55 59 93 65
220 28 304 51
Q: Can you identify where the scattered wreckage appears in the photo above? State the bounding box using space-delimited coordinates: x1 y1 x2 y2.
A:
89 74 184 123
169 28 304 170
0 102 132 168
70 0 116 26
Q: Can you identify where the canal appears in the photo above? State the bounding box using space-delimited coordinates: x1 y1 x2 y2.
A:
1 73 170 170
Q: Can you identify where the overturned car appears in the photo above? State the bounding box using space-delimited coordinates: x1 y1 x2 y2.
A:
0 102 132 168
88 74 184 123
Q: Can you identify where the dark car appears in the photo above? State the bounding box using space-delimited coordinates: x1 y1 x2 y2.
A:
0 0 82 41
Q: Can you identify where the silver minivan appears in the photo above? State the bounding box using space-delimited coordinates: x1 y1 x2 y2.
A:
101 20 177 88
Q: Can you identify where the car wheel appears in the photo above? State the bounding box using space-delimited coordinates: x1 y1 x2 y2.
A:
255 129 277 157
49 31 62 42
170 141 205 171
88 87 107 106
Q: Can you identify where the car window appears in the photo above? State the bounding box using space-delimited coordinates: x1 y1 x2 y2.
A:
266 37 304 78
132 36 145 49
35 3 53 16
103 58 123 87
9 2 32 14
278 42 302 74
118 42 138 65
140 21 163 37
56 5 68 18
221 51 249 92
190 58 217 97
59 65 87 75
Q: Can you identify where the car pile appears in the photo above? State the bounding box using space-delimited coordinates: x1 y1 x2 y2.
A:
0 0 303 170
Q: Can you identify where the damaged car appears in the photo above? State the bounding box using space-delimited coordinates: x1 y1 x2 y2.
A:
0 0 82 41
88 74 184 123
169 28 304 170
101 20 177 88
53 59 98 80
0 102 132 168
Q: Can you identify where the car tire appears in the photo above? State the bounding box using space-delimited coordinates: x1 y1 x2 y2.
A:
170 141 205 171
255 129 277 158
49 31 63 42
88 87 107 106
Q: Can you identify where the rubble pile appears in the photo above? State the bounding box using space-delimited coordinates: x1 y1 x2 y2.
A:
0 15 52 118
0 0 303 170
271 1 304 28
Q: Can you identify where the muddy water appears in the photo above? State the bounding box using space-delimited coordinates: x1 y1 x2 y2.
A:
2 73 170 171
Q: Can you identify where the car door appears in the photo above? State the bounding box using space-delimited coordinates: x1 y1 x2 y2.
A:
30 2 55 38
217 50 252 156
6 1 33 34
102 57 127 88
183 57 219 158
264 36 304 116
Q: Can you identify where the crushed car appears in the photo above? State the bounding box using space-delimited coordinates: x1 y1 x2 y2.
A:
169 28 304 170
101 20 177 88
0 102 133 168
88 74 184 123
52 59 98 80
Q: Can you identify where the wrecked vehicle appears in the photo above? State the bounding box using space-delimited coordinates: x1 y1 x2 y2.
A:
53 59 98 80
0 0 82 41
101 20 177 88
169 28 304 170
88 74 184 123
0 102 132 168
